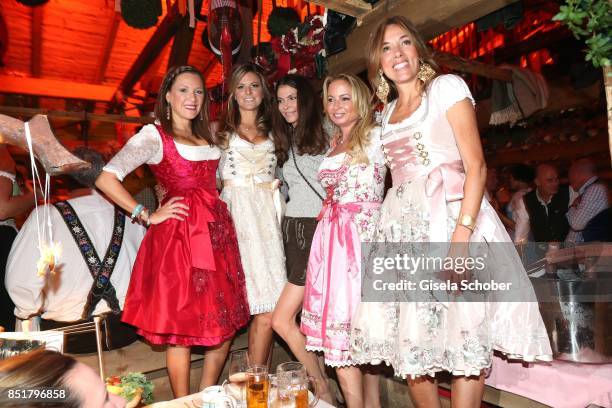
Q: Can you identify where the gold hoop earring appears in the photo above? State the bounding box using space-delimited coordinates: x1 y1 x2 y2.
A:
376 69 390 104
417 59 436 83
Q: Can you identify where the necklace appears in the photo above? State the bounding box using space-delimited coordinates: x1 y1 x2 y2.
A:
240 124 256 132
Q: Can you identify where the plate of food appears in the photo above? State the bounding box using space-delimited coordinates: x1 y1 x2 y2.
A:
106 372 154 407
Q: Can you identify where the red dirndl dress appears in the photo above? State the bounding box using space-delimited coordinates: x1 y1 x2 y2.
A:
121 125 250 346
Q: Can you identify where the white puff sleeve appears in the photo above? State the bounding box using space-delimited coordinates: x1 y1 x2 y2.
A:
103 124 163 181
430 74 476 113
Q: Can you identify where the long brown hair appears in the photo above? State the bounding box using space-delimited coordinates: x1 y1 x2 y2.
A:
154 65 214 144
272 75 327 165
368 16 439 103
323 74 376 164
0 349 81 407
218 63 273 148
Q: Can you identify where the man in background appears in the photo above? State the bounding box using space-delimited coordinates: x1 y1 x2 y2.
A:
565 157 609 243
516 163 569 244
5 148 146 353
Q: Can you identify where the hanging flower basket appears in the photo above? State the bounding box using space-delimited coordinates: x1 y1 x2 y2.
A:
262 14 326 80
121 0 162 30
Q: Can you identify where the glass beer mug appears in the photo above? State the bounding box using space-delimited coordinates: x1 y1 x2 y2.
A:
276 362 319 408
246 365 269 408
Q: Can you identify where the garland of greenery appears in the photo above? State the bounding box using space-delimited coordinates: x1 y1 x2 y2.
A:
121 0 162 30
267 7 300 37
16 0 49 6
553 0 611 68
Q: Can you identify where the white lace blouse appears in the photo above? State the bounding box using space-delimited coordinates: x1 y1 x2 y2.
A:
103 124 221 181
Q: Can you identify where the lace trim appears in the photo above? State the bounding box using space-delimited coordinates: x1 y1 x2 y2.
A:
249 302 277 315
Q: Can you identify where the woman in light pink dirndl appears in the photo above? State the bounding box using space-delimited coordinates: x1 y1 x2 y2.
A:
301 74 386 408
349 16 552 407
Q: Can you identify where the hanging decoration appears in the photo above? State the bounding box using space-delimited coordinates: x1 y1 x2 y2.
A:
120 0 162 30
15 0 49 6
267 7 301 37
257 11 326 81
205 0 242 64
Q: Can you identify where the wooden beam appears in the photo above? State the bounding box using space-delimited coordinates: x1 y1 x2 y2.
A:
485 136 609 167
117 3 183 98
0 106 154 125
167 14 195 70
94 11 122 84
30 6 43 77
433 51 512 82
0 76 116 102
327 0 519 75
307 0 372 21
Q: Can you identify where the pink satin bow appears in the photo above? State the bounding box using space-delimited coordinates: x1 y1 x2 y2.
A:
424 161 466 242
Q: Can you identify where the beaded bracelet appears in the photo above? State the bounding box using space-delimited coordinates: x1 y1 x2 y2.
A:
131 204 145 222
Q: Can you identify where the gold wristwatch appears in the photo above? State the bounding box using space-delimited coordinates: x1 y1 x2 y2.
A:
457 214 476 231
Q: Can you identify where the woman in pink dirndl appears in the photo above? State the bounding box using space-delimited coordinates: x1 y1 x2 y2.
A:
301 74 386 407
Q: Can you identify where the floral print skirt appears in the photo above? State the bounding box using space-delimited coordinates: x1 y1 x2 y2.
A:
349 177 552 378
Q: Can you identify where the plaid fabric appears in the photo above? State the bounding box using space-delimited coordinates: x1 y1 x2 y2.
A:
566 179 609 243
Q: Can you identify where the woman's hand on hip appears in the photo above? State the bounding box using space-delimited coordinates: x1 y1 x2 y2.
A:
148 196 189 224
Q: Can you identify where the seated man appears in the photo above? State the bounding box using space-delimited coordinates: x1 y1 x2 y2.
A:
518 163 570 242
5 148 146 353
565 157 609 243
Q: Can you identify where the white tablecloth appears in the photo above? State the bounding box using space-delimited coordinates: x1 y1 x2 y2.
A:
148 392 335 407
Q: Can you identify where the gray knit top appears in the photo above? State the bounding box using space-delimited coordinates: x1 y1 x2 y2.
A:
280 148 326 218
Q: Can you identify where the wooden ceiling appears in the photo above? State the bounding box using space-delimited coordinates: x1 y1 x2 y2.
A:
0 0 316 110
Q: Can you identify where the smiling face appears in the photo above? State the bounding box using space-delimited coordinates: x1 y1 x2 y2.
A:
325 79 359 131
234 71 264 112
379 24 420 85
165 72 204 123
277 85 298 126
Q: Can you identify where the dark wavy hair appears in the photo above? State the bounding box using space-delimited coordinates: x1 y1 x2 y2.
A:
218 63 273 148
154 65 214 144
272 75 327 165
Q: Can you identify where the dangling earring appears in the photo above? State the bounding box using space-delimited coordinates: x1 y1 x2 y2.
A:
376 69 390 104
166 105 171 120
417 59 436 83
199 109 204 120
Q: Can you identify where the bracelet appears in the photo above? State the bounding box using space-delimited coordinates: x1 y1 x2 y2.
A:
457 214 476 231
141 209 151 227
131 204 145 222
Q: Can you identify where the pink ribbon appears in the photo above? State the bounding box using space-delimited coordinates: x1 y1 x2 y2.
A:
424 161 466 242
317 198 381 342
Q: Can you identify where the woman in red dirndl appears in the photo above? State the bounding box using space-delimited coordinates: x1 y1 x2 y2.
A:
96 66 249 397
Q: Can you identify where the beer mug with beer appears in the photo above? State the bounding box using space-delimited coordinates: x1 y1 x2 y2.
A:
276 362 319 408
246 365 269 408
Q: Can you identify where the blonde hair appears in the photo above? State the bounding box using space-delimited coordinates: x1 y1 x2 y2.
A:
323 73 375 164
367 15 438 102
218 63 273 148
